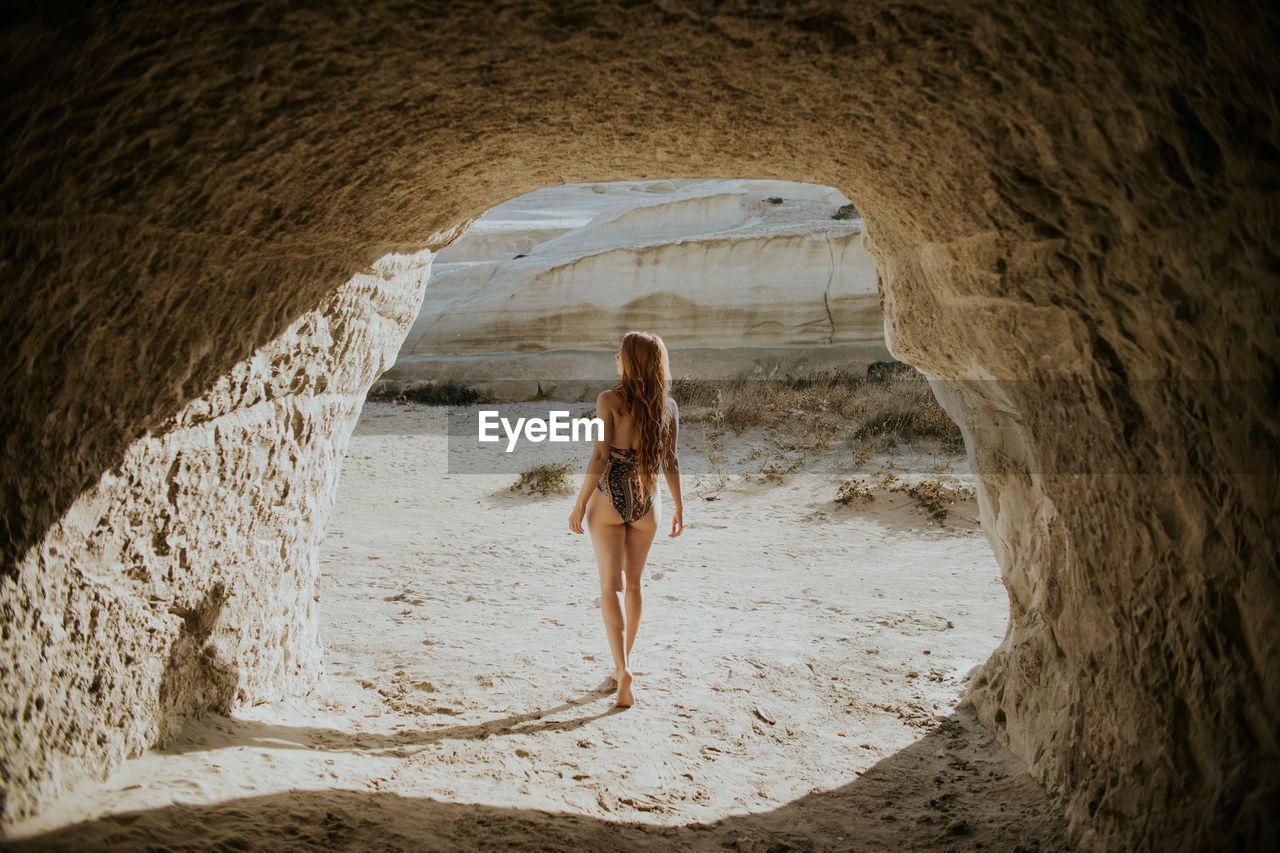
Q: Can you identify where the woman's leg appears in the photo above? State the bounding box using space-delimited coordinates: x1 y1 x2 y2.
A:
585 490 628 689
622 508 659 663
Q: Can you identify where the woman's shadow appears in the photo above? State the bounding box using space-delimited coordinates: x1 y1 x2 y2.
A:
160 679 624 758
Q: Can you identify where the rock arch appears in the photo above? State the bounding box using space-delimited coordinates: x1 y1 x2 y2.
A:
1 2 1275 848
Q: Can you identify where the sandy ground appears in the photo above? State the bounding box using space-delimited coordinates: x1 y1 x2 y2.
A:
8 401 1070 851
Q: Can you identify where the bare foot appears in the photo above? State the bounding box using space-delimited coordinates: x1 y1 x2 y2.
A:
614 670 634 708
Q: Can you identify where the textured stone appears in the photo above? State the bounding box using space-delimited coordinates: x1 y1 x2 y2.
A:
400 179 879 353
382 178 889 398
0 251 430 821
1 2 1276 849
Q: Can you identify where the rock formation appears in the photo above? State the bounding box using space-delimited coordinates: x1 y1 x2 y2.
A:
380 179 888 401
0 251 430 820
1 2 1276 848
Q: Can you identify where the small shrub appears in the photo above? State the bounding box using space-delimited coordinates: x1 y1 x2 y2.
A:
846 381 962 447
757 462 789 484
751 460 788 483
696 397 731 493
511 462 574 496
891 478 974 524
835 479 875 505
865 360 922 384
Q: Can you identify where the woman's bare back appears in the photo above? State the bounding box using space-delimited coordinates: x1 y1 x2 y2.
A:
607 391 676 451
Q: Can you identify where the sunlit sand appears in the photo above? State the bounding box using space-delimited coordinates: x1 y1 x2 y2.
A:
9 401 1068 850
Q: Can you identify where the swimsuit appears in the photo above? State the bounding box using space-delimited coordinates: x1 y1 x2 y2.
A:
596 446 654 523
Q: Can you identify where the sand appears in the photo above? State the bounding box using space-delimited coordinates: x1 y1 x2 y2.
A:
7 401 1070 851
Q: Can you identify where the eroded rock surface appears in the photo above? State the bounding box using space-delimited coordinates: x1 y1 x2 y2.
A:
1 1 1276 848
382 179 888 399
400 178 878 347
0 252 430 821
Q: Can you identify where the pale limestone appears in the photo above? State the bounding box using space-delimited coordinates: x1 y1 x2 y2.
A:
382 180 887 398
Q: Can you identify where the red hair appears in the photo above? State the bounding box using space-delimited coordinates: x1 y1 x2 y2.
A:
613 331 673 506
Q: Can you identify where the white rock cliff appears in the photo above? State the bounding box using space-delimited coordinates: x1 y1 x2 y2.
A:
380 180 891 399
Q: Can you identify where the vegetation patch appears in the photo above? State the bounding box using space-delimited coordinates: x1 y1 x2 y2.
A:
757 459 804 483
511 462 575 496
672 364 963 453
835 479 875 505
368 381 485 405
891 478 975 524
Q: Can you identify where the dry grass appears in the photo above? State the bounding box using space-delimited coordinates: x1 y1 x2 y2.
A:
835 478 875 505
672 365 963 454
510 462 574 496
890 478 976 524
368 381 485 405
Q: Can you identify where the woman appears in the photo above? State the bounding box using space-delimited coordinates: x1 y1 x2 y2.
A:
568 331 684 708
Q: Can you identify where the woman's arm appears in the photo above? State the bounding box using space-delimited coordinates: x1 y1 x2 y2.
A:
663 397 684 537
568 391 614 533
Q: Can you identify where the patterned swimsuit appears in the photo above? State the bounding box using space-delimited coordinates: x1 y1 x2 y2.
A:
596 446 654 523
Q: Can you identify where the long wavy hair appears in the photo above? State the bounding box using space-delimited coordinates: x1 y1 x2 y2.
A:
613 331 672 507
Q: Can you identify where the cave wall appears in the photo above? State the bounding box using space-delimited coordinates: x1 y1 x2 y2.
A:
1 1 1276 848
0 250 430 820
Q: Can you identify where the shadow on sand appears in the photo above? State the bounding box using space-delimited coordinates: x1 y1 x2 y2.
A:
158 682 626 759
8 705 1072 852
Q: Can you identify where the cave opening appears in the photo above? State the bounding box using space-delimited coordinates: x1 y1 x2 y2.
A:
4 3 1275 847
258 179 1039 838
6 179 1058 847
